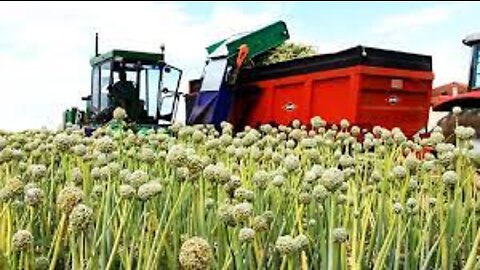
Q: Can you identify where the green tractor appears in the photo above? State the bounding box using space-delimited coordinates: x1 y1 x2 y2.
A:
63 34 182 133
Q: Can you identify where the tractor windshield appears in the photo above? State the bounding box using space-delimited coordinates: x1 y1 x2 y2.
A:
110 62 162 120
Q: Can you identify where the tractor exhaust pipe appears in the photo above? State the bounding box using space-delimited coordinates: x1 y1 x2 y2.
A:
95 33 99 57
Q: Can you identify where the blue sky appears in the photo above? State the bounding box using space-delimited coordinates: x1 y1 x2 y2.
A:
0 1 478 130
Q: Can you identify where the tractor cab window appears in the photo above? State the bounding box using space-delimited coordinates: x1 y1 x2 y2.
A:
470 45 480 89
472 45 480 89
112 64 138 101
112 68 137 86
91 66 100 112
90 61 112 113
100 62 113 111
143 66 160 117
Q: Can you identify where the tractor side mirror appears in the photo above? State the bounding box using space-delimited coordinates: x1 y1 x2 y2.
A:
81 95 91 101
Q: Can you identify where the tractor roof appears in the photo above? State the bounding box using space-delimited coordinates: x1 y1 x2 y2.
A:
89 50 164 66
463 32 480 46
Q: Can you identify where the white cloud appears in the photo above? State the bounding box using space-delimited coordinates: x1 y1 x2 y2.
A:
373 3 464 35
367 2 474 88
0 2 285 131
429 43 471 86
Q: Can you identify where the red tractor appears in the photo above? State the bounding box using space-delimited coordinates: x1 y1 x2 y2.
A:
432 33 480 145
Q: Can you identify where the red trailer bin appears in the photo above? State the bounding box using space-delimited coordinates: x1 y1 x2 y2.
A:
232 46 433 137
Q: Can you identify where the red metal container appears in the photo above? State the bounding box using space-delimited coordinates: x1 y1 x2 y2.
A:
232 46 433 137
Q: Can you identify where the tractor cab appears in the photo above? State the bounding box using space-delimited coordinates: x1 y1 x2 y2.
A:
65 45 182 129
86 49 182 126
432 33 480 111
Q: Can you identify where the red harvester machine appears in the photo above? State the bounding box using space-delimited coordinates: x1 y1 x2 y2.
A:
186 21 434 137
